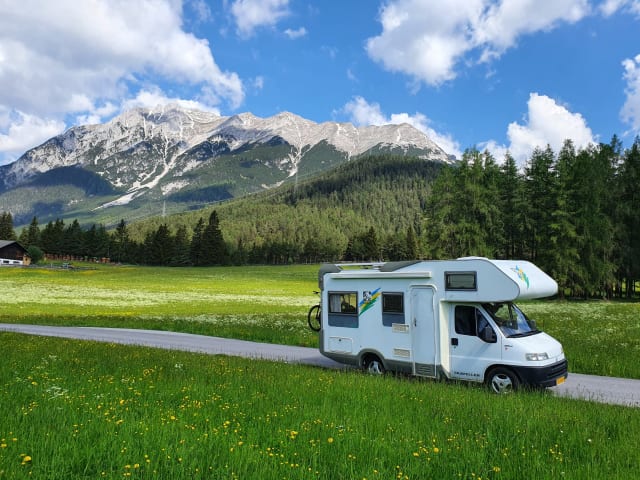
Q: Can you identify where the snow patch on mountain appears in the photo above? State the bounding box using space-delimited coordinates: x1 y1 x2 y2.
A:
1 104 454 208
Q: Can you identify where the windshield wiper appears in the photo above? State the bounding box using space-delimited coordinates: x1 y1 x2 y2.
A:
507 331 540 338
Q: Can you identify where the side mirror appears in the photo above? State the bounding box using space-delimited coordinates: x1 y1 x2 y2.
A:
529 319 537 330
481 325 497 343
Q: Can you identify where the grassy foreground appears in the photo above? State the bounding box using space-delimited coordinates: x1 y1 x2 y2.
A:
1 263 640 379
1 333 639 480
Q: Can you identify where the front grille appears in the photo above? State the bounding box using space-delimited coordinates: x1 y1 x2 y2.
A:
547 360 568 379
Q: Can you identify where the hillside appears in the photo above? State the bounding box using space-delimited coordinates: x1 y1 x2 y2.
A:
128 154 445 262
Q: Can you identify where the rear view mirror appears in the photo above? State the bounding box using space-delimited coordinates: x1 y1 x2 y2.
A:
481 325 497 343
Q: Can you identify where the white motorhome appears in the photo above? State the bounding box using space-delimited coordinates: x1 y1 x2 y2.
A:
316 258 567 393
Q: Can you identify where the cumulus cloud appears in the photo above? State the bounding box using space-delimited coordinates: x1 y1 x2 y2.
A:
342 96 461 157
599 0 640 17
230 0 290 37
621 54 640 134
481 93 595 165
0 110 65 164
121 88 222 115
366 0 590 86
0 0 244 164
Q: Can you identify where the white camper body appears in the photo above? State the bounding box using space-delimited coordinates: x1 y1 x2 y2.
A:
317 258 567 392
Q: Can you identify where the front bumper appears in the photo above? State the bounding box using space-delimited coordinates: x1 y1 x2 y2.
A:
513 359 568 388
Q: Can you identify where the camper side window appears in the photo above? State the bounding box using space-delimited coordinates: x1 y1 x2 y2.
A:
328 292 358 328
382 293 405 326
445 272 477 291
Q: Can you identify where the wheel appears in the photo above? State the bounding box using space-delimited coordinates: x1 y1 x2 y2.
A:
364 355 385 375
487 367 520 394
307 304 321 332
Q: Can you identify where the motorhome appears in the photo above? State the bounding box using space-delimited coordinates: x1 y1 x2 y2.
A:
315 258 567 393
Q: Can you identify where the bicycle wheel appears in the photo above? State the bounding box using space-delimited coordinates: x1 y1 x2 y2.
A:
307 304 321 332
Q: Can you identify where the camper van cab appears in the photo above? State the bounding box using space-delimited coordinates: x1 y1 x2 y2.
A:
317 258 567 393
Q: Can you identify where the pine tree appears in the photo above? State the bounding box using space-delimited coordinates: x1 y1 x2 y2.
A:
40 219 65 255
201 210 228 265
523 146 557 270
190 218 206 266
19 217 41 248
550 140 580 296
171 225 192 266
111 220 131 263
616 137 640 296
0 212 17 240
498 153 525 258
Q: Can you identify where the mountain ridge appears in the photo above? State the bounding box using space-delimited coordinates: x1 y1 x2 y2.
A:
0 104 454 226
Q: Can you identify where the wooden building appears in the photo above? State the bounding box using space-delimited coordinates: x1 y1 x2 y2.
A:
0 240 31 266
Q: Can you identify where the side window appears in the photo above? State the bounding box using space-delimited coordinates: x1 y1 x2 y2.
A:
382 293 404 326
328 292 358 328
445 272 477 291
329 292 357 314
455 306 477 335
454 306 490 337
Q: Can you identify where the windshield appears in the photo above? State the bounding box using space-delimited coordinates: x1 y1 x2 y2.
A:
483 302 539 338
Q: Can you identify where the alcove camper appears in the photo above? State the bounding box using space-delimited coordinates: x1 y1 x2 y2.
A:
316 258 567 393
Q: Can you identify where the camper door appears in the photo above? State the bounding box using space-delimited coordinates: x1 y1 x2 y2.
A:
410 287 437 377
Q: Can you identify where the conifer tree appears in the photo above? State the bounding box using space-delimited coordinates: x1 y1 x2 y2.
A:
201 210 228 265
190 218 206 266
615 137 640 296
0 212 17 240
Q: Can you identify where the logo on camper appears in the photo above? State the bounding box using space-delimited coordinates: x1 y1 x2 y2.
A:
359 288 381 314
512 266 530 288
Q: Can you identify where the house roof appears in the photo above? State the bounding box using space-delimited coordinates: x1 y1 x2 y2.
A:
0 240 25 250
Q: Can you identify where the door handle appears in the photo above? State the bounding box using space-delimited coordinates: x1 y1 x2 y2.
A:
451 338 459 346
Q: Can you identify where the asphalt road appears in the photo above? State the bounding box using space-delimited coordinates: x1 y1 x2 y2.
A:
2 323 639 407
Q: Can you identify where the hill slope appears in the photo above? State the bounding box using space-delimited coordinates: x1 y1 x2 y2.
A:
129 154 445 262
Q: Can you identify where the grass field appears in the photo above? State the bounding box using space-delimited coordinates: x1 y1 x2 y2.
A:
1 264 640 478
1 333 639 479
1 263 639 379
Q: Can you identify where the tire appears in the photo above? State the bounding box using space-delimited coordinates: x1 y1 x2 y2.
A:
487 367 520 394
364 355 385 375
307 304 321 332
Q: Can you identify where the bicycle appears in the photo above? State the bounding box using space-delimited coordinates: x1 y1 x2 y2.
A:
307 291 321 332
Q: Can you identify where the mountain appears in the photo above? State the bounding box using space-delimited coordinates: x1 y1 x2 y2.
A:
0 104 454 227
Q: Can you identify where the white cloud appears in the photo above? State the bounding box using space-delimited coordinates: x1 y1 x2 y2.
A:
0 110 65 165
0 0 244 164
342 96 461 157
122 88 221 115
366 0 590 86
482 93 595 165
230 0 290 37
599 0 640 17
621 54 640 133
284 27 308 39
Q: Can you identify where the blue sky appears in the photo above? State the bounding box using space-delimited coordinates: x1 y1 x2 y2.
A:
1 0 639 166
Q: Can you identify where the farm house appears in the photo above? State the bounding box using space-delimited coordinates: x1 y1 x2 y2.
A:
0 240 31 266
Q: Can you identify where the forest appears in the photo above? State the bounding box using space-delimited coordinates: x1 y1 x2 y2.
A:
2 136 639 298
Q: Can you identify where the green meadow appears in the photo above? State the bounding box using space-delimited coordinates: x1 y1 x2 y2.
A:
1 264 640 478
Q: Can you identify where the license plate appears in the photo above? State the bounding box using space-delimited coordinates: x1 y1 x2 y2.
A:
556 376 566 386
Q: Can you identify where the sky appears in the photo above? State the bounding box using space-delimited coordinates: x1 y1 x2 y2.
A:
1 0 639 167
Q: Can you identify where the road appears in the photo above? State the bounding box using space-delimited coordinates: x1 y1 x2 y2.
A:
1 323 639 407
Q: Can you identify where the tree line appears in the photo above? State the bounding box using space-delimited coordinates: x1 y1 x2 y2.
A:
3 140 640 298
0 211 228 267
425 136 640 298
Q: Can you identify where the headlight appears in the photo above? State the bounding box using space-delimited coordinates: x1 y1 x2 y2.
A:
526 352 549 361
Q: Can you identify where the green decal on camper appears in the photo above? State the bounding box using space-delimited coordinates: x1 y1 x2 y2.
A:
512 265 530 288
359 288 381 315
